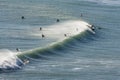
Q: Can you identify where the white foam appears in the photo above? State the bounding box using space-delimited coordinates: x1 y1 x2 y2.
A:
72 67 83 71
0 49 23 70
84 0 120 6
31 20 93 41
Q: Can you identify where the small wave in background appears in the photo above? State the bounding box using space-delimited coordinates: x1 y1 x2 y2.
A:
83 0 120 6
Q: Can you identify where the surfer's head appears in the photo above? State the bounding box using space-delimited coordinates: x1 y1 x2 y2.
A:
42 34 45 38
40 27 42 30
21 16 25 19
16 48 20 51
56 19 60 22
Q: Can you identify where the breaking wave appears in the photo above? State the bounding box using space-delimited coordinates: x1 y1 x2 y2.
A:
0 20 95 72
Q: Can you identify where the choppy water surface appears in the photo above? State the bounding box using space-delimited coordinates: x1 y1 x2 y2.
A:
0 0 120 80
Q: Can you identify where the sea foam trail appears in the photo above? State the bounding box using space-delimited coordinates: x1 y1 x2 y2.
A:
31 20 94 41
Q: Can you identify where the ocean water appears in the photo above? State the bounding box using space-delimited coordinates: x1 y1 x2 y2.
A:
0 0 120 80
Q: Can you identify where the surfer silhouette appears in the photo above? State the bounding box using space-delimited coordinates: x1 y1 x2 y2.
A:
16 48 20 51
42 34 45 38
56 19 60 22
91 25 95 31
64 34 67 37
40 27 42 31
21 16 25 19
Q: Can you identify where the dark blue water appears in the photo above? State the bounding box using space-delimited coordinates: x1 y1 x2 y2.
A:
0 0 120 80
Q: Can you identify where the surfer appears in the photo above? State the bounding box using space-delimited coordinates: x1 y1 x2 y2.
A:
42 34 45 38
40 27 42 31
16 48 20 51
91 25 95 31
64 34 67 37
21 16 25 19
87 25 95 31
56 19 60 22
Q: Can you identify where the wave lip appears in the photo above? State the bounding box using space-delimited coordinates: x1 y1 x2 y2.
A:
31 20 94 40
18 20 95 59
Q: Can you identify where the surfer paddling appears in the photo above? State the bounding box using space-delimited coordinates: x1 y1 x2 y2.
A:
56 19 60 22
16 48 20 51
40 27 42 31
91 25 95 31
64 34 67 37
42 34 45 38
21 16 25 19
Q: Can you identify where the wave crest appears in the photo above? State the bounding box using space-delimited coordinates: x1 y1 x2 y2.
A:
0 49 24 72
